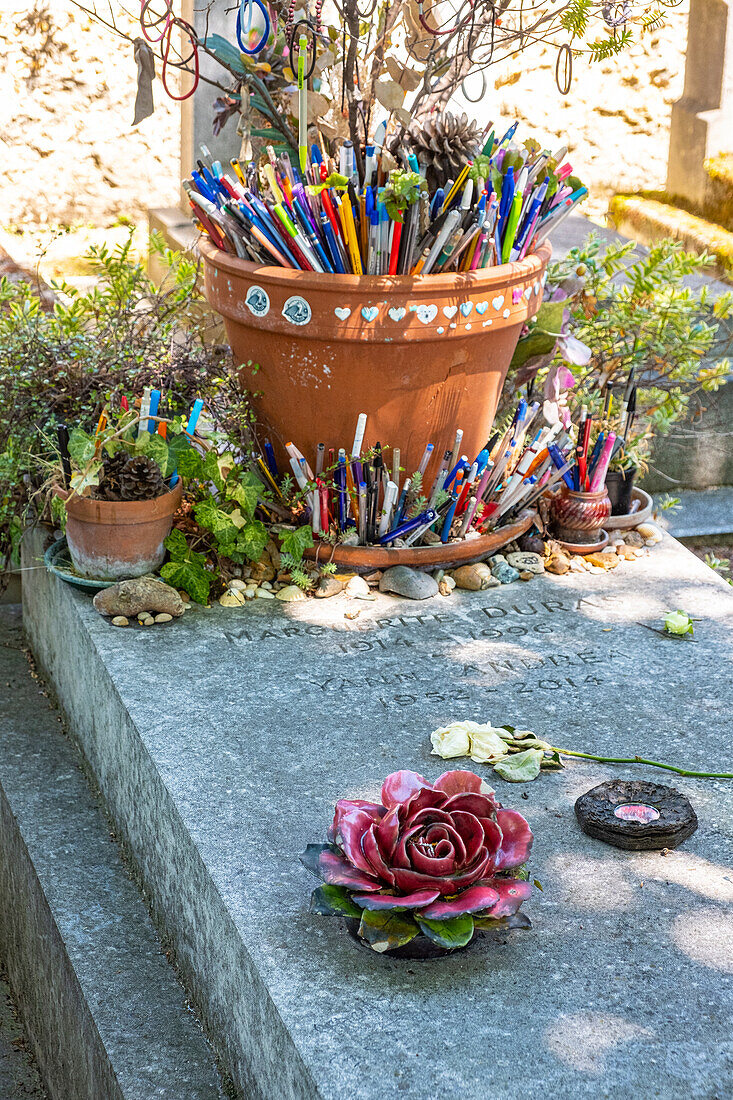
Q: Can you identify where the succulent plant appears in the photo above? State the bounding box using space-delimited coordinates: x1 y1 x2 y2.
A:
301 768 534 953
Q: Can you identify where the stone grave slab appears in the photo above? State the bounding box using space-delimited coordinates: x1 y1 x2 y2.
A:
22 532 733 1099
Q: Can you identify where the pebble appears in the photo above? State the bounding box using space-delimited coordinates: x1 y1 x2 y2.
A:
275 585 307 601
142 617 155 625
364 571 383 586
111 616 129 627
569 558 587 572
219 589 246 607
255 588 276 599
315 576 343 599
452 563 497 591
341 531 360 546
259 580 273 590
178 590 190 603
544 542 571 575
519 571 534 581
244 588 256 599
154 613 173 623
228 579 248 591
623 530 645 548
421 530 442 545
345 575 370 597
491 561 521 584
438 578 453 597
518 533 546 555
94 577 185 618
507 551 545 574
379 565 439 600
637 521 663 545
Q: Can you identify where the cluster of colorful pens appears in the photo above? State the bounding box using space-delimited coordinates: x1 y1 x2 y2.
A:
184 115 587 276
553 373 638 493
251 404 581 548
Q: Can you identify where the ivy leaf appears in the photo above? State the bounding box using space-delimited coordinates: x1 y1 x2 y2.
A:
228 481 258 518
68 427 95 468
310 885 362 918
135 432 169 474
493 748 544 783
416 913 475 949
194 501 237 543
164 528 191 561
202 448 225 491
279 524 314 563
160 559 210 605
358 909 419 953
166 433 202 478
239 518 268 562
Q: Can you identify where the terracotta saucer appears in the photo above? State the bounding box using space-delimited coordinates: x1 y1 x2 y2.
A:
554 529 609 555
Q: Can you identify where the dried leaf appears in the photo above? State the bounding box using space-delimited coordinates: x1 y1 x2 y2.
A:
375 79 406 112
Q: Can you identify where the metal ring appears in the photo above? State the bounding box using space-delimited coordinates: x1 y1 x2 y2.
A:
555 42 572 95
461 67 486 102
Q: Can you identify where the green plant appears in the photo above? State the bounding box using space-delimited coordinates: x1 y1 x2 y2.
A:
517 235 733 468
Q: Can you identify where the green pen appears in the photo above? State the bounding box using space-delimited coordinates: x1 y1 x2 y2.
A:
501 190 523 264
297 35 308 174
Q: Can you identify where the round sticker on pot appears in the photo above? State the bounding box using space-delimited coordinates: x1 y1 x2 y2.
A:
245 285 270 318
282 295 312 326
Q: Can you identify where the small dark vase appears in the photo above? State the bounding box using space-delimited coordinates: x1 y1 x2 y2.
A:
550 487 611 545
605 467 638 516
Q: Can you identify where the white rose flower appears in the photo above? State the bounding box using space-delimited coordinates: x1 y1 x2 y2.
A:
430 721 473 759
468 725 511 764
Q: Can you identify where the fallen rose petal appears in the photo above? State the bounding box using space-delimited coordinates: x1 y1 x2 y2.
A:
420 884 500 920
352 887 440 911
494 809 534 869
381 770 432 809
317 849 383 891
482 877 533 916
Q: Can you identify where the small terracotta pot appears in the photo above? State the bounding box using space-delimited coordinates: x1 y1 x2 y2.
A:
56 484 182 580
550 487 611 545
199 238 551 483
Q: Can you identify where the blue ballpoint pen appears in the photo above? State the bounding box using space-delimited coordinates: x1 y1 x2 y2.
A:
264 440 278 478
293 197 333 272
515 177 549 250
239 199 300 267
444 458 469 491
320 213 346 274
548 444 575 489
380 510 437 545
191 170 218 204
440 490 460 542
430 188 445 219
390 477 412 531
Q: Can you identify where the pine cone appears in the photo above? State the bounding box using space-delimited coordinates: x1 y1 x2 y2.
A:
96 451 129 501
119 455 167 501
398 111 482 192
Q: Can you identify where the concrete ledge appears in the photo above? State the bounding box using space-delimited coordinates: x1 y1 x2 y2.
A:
608 195 733 281
21 526 733 1098
0 606 225 1100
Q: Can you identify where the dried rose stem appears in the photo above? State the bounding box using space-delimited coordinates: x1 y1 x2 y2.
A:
552 747 733 780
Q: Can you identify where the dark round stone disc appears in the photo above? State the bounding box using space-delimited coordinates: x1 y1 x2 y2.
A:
575 779 698 850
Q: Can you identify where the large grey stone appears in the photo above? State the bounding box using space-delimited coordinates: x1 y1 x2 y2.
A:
21 529 733 1099
0 606 224 1100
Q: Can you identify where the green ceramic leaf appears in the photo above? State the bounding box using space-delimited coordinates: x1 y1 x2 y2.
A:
358 909 419 953
310 885 362 918
493 748 543 782
416 914 474 949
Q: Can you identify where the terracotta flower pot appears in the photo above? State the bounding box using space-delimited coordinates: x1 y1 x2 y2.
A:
550 487 611 545
56 484 182 580
199 238 551 482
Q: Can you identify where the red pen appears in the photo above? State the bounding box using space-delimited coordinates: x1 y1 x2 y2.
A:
388 218 403 276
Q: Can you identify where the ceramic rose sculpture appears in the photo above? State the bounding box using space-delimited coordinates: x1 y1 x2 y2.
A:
301 768 534 955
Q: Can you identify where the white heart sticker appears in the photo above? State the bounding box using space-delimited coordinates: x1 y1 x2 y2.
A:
443 305 458 319
465 323 471 330
437 326 445 334
492 295 504 311
416 304 438 325
334 306 351 321
361 306 379 322
533 281 540 295
524 286 533 300
483 319 493 327
449 322 457 329
460 302 473 317
476 301 489 315
388 306 406 322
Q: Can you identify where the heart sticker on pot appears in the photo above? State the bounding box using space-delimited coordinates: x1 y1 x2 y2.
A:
460 302 473 317
361 306 379 322
416 304 438 325
492 295 504 312
437 326 445 334
443 305 458 319
524 286 533 300
476 301 489 315
334 306 351 321
388 306 406 322
533 281 540 295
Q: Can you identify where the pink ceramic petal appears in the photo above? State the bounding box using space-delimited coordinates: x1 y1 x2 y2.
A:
335 808 384 875
317 849 382 892
482 877 533 916
420 884 500 920
361 824 395 884
495 809 534 870
328 799 384 842
352 888 440 911
381 770 432 809
433 770 487 797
